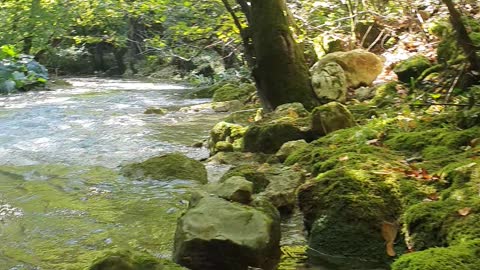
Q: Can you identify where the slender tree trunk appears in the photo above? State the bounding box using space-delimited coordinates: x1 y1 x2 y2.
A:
250 0 320 111
442 0 480 73
23 0 41 54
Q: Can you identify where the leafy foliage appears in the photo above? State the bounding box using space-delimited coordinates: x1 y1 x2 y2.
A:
0 45 48 94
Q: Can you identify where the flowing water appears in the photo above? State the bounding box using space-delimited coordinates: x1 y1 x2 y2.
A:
0 78 226 269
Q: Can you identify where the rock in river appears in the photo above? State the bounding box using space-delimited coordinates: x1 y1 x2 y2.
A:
121 153 208 184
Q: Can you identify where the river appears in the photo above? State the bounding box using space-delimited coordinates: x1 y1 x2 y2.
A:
0 78 225 269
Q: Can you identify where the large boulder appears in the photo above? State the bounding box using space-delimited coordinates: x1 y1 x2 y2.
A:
310 62 348 103
88 249 184 270
393 55 432 83
173 195 280 270
311 102 356 137
311 49 384 89
297 168 403 269
121 153 207 184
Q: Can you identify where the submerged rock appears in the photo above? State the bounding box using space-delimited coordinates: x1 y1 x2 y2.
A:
311 102 356 137
121 153 207 184
173 196 280 270
144 107 168 115
88 249 184 270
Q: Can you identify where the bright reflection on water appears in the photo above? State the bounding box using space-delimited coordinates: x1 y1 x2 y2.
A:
0 78 218 167
0 78 223 269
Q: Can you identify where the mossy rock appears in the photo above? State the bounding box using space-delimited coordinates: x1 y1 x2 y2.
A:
121 153 207 184
173 196 280 270
207 151 271 166
243 122 306 154
297 168 403 268
220 164 304 213
208 121 247 155
403 162 480 251
310 102 356 137
392 240 480 270
87 249 184 270
370 82 398 108
212 83 255 102
220 164 270 193
456 107 480 129
393 55 432 83
187 81 233 99
224 109 258 125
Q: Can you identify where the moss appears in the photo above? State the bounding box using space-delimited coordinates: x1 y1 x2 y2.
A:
298 168 403 268
212 83 255 102
393 56 432 83
370 82 399 108
208 121 248 154
403 162 480 250
392 240 480 270
224 109 257 125
243 123 306 154
310 102 356 137
87 249 184 270
219 164 269 193
456 107 480 129
186 81 237 99
121 153 207 184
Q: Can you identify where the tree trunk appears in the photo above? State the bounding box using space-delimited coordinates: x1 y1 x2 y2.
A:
250 0 320 111
127 17 146 74
442 0 480 73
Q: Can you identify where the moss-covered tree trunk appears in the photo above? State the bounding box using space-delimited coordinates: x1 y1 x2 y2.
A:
249 0 320 111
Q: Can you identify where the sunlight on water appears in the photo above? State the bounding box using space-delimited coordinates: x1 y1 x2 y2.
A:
0 78 223 269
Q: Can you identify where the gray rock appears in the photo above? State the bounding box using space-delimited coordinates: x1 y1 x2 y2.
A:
275 140 309 163
210 176 253 204
310 62 348 103
173 196 280 270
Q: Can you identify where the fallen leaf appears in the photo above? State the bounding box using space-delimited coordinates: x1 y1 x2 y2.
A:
338 155 349 161
381 221 398 257
458 207 472 216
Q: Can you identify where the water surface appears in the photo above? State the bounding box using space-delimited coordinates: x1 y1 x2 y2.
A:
0 78 223 269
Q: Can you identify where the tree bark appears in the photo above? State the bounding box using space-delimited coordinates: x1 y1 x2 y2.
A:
442 0 480 73
249 0 320 111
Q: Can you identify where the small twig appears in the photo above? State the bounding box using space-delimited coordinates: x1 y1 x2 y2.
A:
444 64 465 103
367 29 386 51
